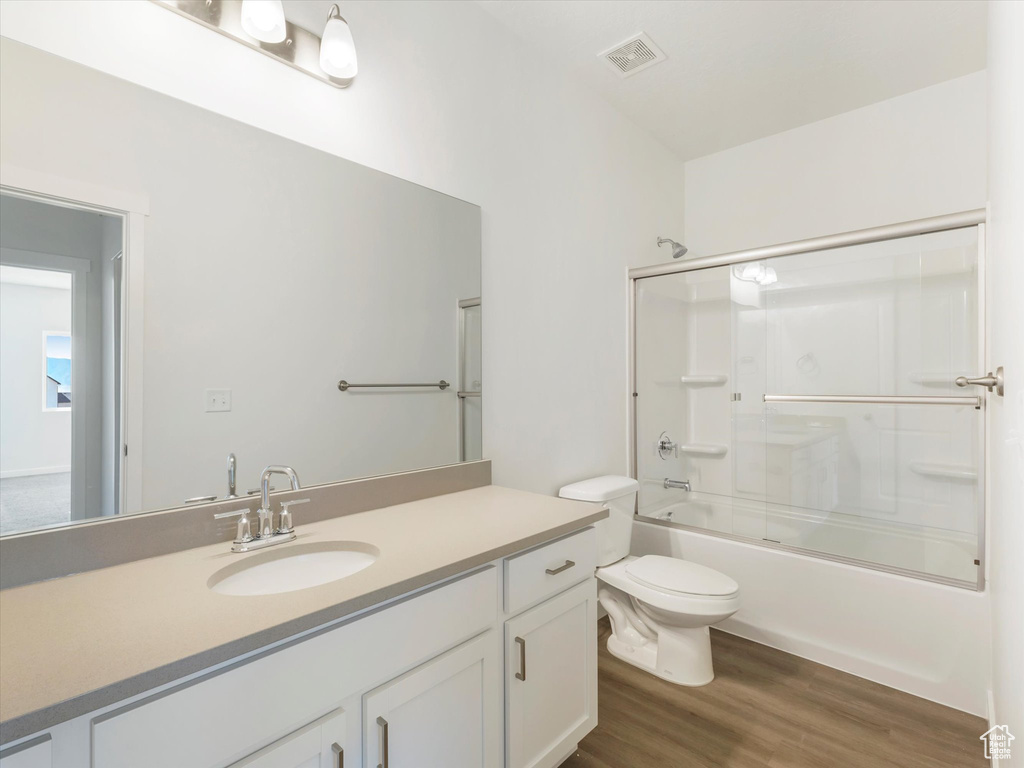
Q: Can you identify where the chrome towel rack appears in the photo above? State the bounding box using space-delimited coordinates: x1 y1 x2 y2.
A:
763 394 981 408
337 380 450 391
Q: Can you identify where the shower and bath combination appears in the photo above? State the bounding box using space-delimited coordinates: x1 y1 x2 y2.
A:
657 236 688 258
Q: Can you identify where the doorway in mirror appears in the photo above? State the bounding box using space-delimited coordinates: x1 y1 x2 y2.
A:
0 192 124 534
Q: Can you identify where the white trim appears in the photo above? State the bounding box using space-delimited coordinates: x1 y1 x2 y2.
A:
0 164 149 215
0 466 71 479
122 212 145 513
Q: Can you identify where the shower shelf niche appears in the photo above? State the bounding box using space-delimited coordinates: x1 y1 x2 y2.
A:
678 444 728 456
680 375 728 386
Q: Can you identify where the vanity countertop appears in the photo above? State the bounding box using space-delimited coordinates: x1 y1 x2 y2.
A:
0 485 607 744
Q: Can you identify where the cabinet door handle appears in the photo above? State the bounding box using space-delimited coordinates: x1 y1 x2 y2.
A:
332 742 344 768
376 716 389 768
545 559 575 575
515 636 527 681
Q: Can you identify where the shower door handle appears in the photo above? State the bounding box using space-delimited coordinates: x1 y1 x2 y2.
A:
956 366 1004 396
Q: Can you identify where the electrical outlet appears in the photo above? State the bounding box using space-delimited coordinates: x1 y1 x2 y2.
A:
205 389 232 412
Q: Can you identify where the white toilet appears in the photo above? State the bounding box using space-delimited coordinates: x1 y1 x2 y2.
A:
559 475 740 687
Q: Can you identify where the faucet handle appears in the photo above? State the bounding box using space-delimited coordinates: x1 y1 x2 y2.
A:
214 508 255 543
214 507 253 519
277 498 310 534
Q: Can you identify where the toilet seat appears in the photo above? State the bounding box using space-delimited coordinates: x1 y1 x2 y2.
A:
597 556 739 619
625 555 738 597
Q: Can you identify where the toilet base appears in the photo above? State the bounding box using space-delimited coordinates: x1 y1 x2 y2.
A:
605 625 715 687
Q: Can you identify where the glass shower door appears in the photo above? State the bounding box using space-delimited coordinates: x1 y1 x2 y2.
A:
634 266 767 540
633 222 984 587
762 227 982 583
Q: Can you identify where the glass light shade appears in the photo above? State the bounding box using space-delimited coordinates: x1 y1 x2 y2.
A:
240 0 287 44
320 10 358 79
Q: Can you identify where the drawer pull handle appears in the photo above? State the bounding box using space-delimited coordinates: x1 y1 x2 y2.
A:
332 742 344 768
515 636 527 681
545 559 575 575
377 716 389 768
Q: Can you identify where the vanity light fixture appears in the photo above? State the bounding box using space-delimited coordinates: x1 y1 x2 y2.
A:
320 5 358 79
155 0 357 88
240 0 287 44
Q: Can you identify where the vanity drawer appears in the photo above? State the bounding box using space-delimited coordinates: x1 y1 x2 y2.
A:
504 527 596 615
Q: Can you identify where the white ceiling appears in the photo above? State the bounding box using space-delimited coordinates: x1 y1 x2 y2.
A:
475 0 987 161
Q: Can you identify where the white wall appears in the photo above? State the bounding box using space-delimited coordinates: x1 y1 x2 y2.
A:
634 74 992 716
684 72 986 257
0 0 687 499
986 0 1024 741
0 280 71 476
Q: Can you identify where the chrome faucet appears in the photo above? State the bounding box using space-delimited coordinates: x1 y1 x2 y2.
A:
214 465 309 553
226 453 238 498
664 478 692 491
256 465 302 537
183 451 240 504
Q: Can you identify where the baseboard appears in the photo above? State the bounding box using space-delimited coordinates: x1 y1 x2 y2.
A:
0 466 70 479
714 617 987 718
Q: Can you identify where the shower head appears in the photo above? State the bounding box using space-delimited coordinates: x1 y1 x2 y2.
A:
657 237 688 259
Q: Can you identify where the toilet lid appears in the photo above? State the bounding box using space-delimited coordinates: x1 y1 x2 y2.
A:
625 555 738 597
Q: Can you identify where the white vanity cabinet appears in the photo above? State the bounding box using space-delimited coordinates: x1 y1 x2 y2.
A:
362 632 501 768
502 530 599 768
1 525 601 768
228 710 346 768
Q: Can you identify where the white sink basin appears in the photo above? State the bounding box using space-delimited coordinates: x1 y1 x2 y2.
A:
208 541 379 596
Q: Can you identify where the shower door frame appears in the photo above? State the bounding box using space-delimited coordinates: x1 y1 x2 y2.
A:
628 208 988 591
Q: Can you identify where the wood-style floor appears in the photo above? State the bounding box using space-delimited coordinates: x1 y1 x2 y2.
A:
563 620 987 768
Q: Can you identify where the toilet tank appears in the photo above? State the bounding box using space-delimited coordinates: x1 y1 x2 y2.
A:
558 475 640 567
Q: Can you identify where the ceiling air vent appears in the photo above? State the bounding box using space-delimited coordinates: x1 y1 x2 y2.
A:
599 33 666 78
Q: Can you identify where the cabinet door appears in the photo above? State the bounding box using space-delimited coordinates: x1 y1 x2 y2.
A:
363 631 501 768
229 710 346 768
505 579 597 768
0 738 51 768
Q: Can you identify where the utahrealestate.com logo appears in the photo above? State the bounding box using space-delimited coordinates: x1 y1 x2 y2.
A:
980 725 1015 760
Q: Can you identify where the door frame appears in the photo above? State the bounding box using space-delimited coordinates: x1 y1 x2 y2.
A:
1 165 147 518
457 297 482 462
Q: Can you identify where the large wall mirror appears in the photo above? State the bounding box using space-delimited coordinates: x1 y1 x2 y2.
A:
0 39 482 536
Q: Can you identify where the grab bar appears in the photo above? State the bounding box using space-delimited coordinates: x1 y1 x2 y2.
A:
338 380 449 391
763 394 980 408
